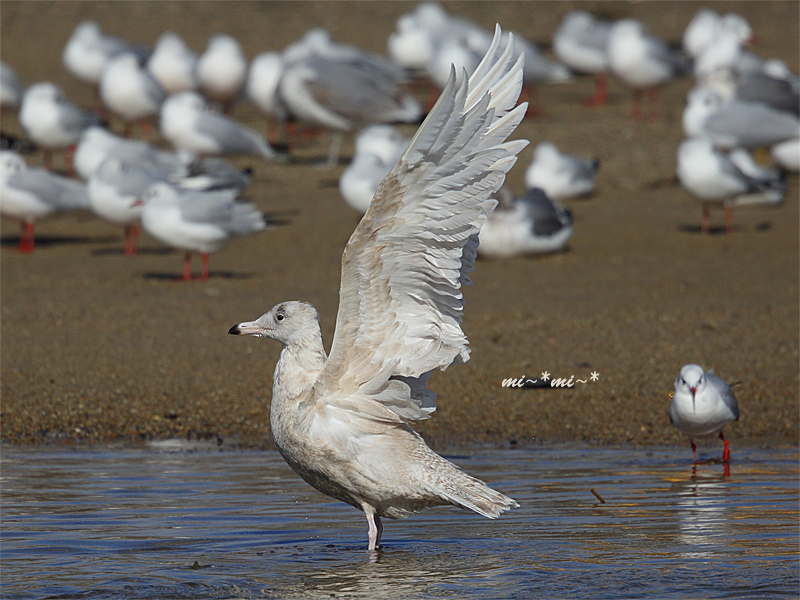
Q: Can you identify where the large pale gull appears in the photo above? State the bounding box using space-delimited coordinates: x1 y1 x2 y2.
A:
229 26 527 551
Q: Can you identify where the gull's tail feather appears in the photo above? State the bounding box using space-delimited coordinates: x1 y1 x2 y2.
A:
427 452 518 518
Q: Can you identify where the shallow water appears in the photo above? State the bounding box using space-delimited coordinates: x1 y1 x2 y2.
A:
1 442 797 599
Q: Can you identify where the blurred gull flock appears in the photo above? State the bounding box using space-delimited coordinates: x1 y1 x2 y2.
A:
0 2 797 449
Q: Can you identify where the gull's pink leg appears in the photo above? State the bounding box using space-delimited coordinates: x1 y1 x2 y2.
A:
366 512 381 551
130 224 139 255
724 205 733 234
719 431 731 463
701 204 711 234
183 252 193 281
585 75 607 107
19 221 35 253
200 253 209 282
690 439 698 465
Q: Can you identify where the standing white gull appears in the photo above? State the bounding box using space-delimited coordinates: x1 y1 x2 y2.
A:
683 8 722 60
18 82 99 171
228 26 526 551
137 182 267 281
278 28 422 165
160 91 282 160
62 20 148 87
676 138 784 234
553 11 612 106
478 187 572 258
88 157 168 255
196 35 247 112
99 53 166 137
607 19 687 120
0 150 90 252
147 32 199 95
524 142 598 200
671 364 739 464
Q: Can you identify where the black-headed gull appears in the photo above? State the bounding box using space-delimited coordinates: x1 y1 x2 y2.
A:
99 53 166 137
147 32 199 95
18 82 99 170
137 181 267 281
88 157 168 255
607 19 687 120
553 11 612 106
478 187 572 258
0 150 90 252
197 35 247 112
228 26 525 551
683 8 723 60
524 142 599 200
671 364 739 464
160 91 282 160
676 138 784 233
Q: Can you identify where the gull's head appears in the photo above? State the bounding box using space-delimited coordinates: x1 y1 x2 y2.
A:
0 151 26 178
675 364 706 412
228 301 320 347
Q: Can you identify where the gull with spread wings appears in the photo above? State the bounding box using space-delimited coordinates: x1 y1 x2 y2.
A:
229 26 527 551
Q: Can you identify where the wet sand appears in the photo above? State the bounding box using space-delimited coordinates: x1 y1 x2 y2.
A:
1 2 798 449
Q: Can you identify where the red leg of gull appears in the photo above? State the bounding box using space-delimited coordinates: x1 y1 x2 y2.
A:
183 252 193 281
720 431 731 463
631 89 643 121
43 149 53 171
724 205 733 234
200 253 210 282
647 88 659 122
701 204 711 235
123 224 140 256
18 221 35 253
585 75 607 107
690 439 698 465
140 121 152 140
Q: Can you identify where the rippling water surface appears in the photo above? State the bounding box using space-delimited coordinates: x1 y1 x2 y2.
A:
2 442 797 599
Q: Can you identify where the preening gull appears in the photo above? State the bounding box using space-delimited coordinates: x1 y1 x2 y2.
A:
137 182 267 281
0 150 90 252
228 26 526 551
478 187 572 258
524 141 598 200
670 364 739 464
676 138 784 234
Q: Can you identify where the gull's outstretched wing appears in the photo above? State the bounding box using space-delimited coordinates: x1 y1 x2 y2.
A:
313 26 527 425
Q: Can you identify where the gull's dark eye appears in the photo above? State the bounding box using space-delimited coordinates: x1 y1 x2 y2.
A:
276 313 284 322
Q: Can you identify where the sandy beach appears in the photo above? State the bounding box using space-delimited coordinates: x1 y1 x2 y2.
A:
1 1 797 450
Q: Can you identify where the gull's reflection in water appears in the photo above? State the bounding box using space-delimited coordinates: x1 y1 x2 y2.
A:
672 466 734 560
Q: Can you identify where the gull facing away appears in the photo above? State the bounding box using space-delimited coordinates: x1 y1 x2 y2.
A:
553 11 612 106
136 182 267 281
160 92 283 160
147 32 199 95
524 142 599 200
478 187 572 258
676 138 784 234
670 364 739 464
229 26 526 551
0 151 90 252
99 53 166 137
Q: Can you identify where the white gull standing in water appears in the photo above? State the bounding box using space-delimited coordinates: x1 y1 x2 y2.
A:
228 26 526 551
670 364 739 464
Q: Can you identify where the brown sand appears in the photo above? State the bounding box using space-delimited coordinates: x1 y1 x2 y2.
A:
1 2 798 450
